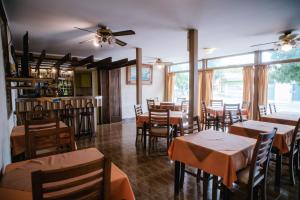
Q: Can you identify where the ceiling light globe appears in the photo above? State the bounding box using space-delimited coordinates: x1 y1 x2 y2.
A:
281 43 292 52
93 40 99 47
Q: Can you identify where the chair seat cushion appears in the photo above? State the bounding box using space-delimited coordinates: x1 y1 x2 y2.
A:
150 127 172 137
237 166 260 185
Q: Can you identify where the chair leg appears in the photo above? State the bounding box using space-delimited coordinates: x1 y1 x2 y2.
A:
135 129 139 145
290 154 296 185
261 179 267 200
196 169 201 183
148 136 151 154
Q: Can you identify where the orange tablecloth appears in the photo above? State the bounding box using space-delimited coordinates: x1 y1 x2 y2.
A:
137 111 185 125
229 120 295 154
168 130 256 188
0 148 135 200
260 112 299 126
10 121 68 156
206 106 248 117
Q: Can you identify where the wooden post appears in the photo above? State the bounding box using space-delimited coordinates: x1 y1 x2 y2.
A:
252 50 262 120
188 29 199 117
136 48 142 105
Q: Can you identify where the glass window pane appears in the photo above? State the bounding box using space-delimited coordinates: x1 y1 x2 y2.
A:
173 72 189 102
268 62 300 112
207 54 254 68
262 48 300 63
212 68 243 103
169 61 202 72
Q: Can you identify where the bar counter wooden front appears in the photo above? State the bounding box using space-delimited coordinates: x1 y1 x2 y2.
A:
0 148 135 200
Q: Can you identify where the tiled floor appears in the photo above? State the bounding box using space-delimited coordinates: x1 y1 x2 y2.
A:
77 119 299 200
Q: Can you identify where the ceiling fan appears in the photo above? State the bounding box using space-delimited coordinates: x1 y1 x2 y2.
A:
145 57 173 69
74 24 135 47
250 30 300 51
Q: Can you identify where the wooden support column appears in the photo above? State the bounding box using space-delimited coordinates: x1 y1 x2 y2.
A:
136 48 142 105
252 50 262 120
188 29 199 117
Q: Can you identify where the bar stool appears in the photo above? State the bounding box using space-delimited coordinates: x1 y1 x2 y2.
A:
60 103 74 127
78 102 94 139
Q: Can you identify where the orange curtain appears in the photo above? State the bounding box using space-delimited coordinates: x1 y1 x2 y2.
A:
204 70 214 106
257 65 269 105
243 66 254 119
166 73 176 102
197 71 203 116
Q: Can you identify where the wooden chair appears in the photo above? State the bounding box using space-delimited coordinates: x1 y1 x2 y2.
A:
60 103 74 127
269 103 277 114
210 100 223 108
230 128 277 200
31 157 111 200
181 100 189 113
201 101 217 130
241 101 251 121
134 104 146 145
26 124 75 159
148 109 173 153
219 104 242 132
146 99 155 110
258 105 267 120
27 106 51 121
160 102 175 111
153 97 159 102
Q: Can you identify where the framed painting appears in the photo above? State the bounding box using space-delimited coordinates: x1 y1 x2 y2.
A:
126 64 153 85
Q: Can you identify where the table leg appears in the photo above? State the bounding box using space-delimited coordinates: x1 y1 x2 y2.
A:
179 163 185 189
212 175 218 200
143 122 147 149
222 184 231 200
203 172 210 200
275 152 282 189
174 161 181 195
173 124 178 137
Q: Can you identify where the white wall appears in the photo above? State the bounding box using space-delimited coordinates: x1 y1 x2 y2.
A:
121 66 165 119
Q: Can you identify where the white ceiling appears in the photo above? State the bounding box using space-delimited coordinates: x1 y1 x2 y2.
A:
3 0 300 63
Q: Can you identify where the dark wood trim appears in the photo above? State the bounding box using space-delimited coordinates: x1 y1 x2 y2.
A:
102 58 128 70
87 57 112 69
35 50 46 76
72 55 94 67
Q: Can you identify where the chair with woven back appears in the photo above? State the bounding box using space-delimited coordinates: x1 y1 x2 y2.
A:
31 157 111 200
25 118 75 159
148 109 173 153
160 102 175 111
230 128 277 200
179 116 203 183
134 104 146 145
269 103 277 114
181 100 189 113
146 99 155 111
219 104 242 132
201 101 217 130
210 100 223 108
258 105 267 120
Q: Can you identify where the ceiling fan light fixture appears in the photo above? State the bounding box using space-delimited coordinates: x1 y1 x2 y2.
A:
281 43 293 52
93 39 99 47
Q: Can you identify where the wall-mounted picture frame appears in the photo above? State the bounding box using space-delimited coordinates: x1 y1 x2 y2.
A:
126 64 153 85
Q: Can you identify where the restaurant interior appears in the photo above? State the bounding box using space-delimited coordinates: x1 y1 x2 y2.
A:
0 0 300 199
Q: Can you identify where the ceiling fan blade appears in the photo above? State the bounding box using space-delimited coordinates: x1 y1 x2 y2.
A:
112 30 135 36
74 27 95 34
250 41 277 47
79 38 94 44
115 39 127 46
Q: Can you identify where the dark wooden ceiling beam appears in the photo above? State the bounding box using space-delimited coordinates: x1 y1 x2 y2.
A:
53 53 71 68
72 55 94 67
87 57 112 69
107 59 136 70
35 50 46 72
102 58 128 70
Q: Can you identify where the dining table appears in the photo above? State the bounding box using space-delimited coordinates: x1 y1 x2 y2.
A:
154 102 182 111
168 130 256 200
229 120 295 188
0 148 135 200
206 106 248 117
137 111 186 148
10 121 68 156
260 111 300 126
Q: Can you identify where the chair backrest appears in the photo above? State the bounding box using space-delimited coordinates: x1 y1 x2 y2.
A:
134 104 143 119
269 103 277 114
181 100 189 113
149 109 170 132
26 125 75 159
160 102 175 111
258 105 267 119
242 101 251 110
31 157 111 200
223 104 242 124
176 97 186 104
210 100 223 108
290 118 300 155
248 128 277 188
201 101 208 122
85 102 94 114
28 105 50 120
153 97 159 102
180 116 201 135
146 99 155 110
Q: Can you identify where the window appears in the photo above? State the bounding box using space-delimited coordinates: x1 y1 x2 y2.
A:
207 54 254 68
173 72 189 102
169 60 203 72
268 62 300 112
262 48 300 63
212 68 243 104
